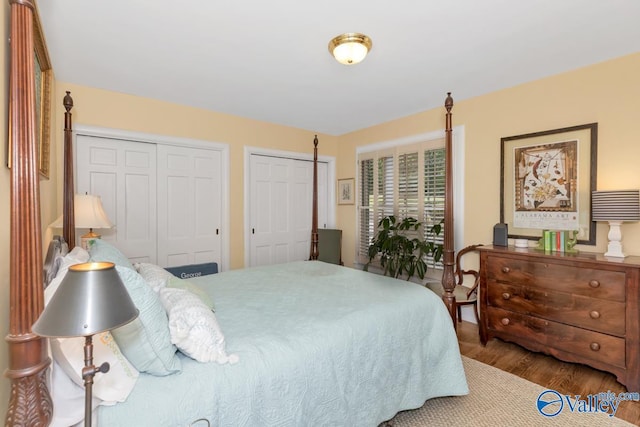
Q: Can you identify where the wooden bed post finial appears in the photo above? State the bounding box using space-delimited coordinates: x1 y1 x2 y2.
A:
63 91 76 250
441 92 458 328
309 135 319 261
445 92 453 112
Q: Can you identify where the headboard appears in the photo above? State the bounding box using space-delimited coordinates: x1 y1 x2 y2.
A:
42 236 69 289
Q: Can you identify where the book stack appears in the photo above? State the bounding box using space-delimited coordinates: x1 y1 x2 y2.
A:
542 230 570 252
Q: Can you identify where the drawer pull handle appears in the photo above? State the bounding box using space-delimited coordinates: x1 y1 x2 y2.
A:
589 280 600 288
501 267 511 274
502 293 511 300
500 318 510 326
589 310 601 319
590 342 601 352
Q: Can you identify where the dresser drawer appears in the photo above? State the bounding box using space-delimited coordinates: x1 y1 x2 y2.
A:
487 281 626 336
485 255 626 302
486 307 626 368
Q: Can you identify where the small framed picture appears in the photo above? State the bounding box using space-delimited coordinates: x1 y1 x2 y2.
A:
337 178 355 205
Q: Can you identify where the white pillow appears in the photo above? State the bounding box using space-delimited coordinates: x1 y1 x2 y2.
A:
159 287 239 364
135 262 174 292
44 247 140 404
44 246 90 298
50 332 139 404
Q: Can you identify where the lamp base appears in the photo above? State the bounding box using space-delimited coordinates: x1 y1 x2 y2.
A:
83 335 110 427
604 221 626 258
604 244 626 258
81 230 101 251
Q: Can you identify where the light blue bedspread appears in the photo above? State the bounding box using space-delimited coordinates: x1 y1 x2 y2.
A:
98 261 468 426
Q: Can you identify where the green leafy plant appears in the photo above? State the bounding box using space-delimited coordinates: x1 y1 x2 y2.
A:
364 215 443 281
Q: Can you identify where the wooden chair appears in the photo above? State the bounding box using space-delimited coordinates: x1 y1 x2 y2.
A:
425 244 483 324
317 229 344 265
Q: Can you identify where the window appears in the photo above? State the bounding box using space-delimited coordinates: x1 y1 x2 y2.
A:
357 138 447 269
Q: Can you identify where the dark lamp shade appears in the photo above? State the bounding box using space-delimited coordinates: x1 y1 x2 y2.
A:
591 190 640 222
33 262 138 338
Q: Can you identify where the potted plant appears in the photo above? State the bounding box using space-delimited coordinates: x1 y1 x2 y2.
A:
364 215 443 281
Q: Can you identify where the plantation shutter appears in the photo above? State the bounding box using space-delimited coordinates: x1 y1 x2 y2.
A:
398 151 420 220
424 147 445 267
376 155 395 224
356 138 445 267
358 158 374 260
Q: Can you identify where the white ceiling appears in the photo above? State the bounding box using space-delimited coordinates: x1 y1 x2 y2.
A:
37 0 640 136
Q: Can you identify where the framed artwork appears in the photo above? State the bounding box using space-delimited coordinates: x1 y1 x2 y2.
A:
34 12 53 179
500 123 597 245
337 178 355 205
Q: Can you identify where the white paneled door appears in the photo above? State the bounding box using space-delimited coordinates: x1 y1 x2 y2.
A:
76 135 158 263
76 133 223 268
249 154 328 267
156 144 222 267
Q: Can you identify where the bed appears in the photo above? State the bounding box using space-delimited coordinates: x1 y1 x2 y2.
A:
5 2 466 426
43 249 467 426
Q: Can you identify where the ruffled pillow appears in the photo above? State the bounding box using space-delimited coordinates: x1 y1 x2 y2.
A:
159 287 238 364
166 276 215 311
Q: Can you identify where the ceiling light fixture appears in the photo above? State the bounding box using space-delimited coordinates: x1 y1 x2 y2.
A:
328 33 372 65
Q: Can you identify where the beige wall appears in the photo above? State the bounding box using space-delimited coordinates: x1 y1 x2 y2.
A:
336 52 640 266
51 83 340 269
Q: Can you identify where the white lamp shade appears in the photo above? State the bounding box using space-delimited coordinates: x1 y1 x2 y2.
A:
50 194 114 229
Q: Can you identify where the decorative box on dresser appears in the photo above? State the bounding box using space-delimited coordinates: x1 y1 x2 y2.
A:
479 245 640 392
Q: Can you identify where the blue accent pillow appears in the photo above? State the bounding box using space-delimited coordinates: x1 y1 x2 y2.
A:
165 262 218 279
88 239 135 271
111 266 181 376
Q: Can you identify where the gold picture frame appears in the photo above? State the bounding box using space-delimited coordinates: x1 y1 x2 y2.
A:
7 6 52 178
34 9 53 179
337 178 355 205
500 123 597 245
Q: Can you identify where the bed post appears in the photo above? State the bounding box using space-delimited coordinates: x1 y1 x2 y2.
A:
63 91 75 249
309 135 319 260
441 93 457 328
5 0 53 425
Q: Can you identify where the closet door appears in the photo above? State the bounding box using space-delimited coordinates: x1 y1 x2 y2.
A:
76 135 158 263
249 154 328 266
157 145 222 267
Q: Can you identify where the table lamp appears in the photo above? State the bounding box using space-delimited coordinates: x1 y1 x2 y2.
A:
33 262 138 427
591 189 640 258
50 193 114 250
74 194 114 250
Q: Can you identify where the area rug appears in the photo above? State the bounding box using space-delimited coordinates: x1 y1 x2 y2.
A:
383 356 635 427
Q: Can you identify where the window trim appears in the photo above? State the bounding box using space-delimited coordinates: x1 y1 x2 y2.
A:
355 126 465 270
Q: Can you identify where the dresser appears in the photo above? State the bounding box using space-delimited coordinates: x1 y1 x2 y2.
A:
479 246 640 391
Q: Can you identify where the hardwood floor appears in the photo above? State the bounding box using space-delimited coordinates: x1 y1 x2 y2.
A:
457 321 640 426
